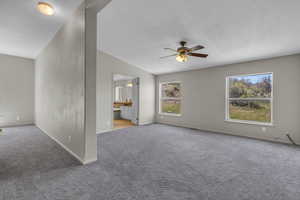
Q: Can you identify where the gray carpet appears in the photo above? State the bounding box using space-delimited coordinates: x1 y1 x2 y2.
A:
1 124 300 200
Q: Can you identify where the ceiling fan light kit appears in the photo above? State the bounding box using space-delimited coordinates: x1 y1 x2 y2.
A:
176 54 188 62
162 41 208 63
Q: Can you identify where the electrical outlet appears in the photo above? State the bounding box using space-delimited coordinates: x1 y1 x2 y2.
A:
262 127 266 133
17 116 20 121
68 136 72 142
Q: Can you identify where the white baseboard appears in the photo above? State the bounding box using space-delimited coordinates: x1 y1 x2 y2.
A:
97 129 113 134
0 121 34 128
82 157 98 165
139 121 154 126
36 126 85 165
156 121 293 146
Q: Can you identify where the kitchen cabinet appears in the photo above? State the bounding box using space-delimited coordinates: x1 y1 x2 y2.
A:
120 106 133 121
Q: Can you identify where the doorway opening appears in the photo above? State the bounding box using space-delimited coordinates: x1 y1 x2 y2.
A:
112 74 139 130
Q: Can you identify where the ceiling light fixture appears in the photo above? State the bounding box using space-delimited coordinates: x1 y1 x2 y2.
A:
37 2 55 16
176 54 188 63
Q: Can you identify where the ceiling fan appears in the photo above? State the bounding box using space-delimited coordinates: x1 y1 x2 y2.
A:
161 41 208 62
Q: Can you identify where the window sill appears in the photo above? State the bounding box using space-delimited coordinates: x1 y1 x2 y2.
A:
225 119 273 127
159 113 182 117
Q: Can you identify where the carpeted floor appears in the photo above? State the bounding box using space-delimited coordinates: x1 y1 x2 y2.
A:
1 124 300 200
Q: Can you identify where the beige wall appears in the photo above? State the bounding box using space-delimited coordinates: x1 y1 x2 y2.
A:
35 3 86 162
156 54 300 144
0 54 34 127
97 51 155 133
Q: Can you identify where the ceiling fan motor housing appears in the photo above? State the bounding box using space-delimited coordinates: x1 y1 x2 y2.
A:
180 41 187 46
178 41 189 54
177 47 189 54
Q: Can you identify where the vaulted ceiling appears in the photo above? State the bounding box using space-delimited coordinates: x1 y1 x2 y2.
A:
0 0 83 58
99 0 300 74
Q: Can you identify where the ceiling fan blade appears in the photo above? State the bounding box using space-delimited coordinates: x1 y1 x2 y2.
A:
189 45 204 52
164 48 178 52
188 53 208 58
160 54 177 59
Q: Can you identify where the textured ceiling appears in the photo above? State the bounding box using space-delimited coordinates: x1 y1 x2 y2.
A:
0 0 83 59
99 0 300 74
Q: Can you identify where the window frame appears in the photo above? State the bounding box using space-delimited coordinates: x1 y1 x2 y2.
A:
225 72 274 126
159 81 182 117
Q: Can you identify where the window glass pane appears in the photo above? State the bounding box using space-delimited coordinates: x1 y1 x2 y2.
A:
229 100 271 123
161 99 181 114
161 82 181 98
229 73 272 98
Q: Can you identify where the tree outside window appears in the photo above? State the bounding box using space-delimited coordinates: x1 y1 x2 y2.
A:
226 73 273 125
160 82 181 115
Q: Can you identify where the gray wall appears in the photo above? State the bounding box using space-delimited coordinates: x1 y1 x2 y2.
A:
0 54 34 127
35 3 86 162
97 51 155 133
84 0 112 164
156 54 300 144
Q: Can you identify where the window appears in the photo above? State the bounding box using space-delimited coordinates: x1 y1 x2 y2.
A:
226 73 273 125
159 82 182 115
